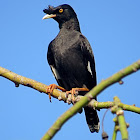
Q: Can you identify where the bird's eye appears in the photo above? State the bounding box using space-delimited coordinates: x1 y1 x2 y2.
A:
59 8 63 13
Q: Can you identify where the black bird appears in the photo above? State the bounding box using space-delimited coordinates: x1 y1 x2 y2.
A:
43 4 100 133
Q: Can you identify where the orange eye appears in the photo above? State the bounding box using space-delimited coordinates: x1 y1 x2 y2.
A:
59 8 63 13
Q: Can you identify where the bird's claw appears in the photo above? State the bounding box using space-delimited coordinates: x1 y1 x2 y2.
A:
66 88 89 104
46 84 66 102
46 84 58 102
66 90 76 104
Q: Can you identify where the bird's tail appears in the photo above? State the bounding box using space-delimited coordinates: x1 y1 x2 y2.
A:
84 106 100 133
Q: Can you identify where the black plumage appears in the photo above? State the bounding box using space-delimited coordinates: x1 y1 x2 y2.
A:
43 4 100 133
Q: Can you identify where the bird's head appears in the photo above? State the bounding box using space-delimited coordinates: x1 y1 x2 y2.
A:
43 4 80 31
43 4 77 23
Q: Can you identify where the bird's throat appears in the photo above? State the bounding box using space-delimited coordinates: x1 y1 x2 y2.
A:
59 18 81 32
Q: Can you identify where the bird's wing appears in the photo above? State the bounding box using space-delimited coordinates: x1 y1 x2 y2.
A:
47 41 55 66
47 41 59 79
79 35 99 133
79 34 97 89
47 41 65 88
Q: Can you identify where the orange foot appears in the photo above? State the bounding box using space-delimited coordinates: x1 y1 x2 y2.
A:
66 88 89 104
46 84 66 102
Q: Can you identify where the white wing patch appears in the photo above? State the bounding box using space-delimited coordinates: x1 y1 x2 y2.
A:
87 61 93 75
82 84 87 88
50 65 60 80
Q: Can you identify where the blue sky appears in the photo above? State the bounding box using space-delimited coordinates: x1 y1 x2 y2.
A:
0 0 140 140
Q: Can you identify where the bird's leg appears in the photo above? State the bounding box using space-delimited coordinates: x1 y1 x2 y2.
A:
46 84 66 102
66 88 89 104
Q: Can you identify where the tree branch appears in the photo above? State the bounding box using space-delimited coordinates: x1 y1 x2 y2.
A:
1 66 139 114
41 60 140 140
0 66 68 102
80 99 140 114
113 97 128 140
1 60 140 140
112 117 119 140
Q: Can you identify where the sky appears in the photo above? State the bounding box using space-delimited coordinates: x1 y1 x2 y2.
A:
0 0 140 140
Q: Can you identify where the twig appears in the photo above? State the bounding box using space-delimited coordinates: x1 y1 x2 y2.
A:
113 97 129 140
87 100 140 114
112 125 118 140
117 112 128 140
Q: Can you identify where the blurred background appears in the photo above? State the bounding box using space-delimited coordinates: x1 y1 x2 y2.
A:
0 0 140 139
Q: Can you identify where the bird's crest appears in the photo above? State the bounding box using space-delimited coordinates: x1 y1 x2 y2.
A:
43 5 54 14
